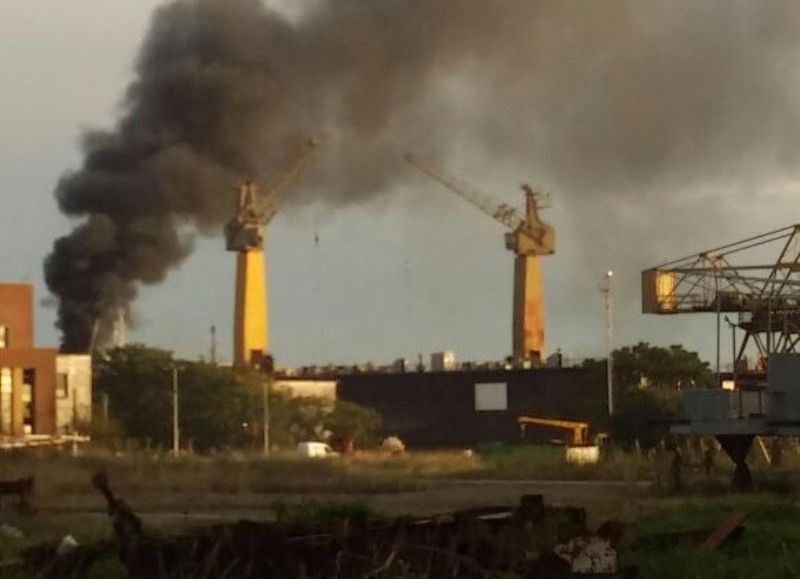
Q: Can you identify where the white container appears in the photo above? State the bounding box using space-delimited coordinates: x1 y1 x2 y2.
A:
565 445 600 465
296 441 338 458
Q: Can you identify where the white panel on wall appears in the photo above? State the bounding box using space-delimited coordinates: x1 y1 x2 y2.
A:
474 382 507 411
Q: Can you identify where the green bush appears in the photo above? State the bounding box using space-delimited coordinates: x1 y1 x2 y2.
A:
94 346 383 452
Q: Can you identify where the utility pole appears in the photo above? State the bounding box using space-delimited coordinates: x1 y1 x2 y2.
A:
210 325 217 365
263 379 270 456
71 378 79 456
725 315 742 418
724 316 737 385
172 366 180 458
101 392 109 428
262 355 274 457
715 276 722 388
601 271 614 416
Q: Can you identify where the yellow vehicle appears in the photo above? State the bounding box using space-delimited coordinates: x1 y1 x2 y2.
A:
517 416 600 465
517 416 590 445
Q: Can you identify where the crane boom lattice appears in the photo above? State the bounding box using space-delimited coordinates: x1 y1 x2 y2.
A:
643 224 800 375
403 153 524 230
262 137 320 224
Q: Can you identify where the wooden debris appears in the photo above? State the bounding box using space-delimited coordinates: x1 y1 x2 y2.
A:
13 472 642 579
698 511 748 551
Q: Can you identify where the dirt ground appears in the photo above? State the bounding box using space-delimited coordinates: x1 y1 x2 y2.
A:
312 479 651 524
33 479 651 539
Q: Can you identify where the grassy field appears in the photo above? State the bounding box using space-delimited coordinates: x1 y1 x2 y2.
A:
0 450 437 512
0 445 799 577
3 492 799 579
0 442 790 512
0 445 648 571
624 498 800 579
0 445 673 514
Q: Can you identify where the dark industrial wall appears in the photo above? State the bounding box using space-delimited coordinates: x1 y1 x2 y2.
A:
337 367 606 448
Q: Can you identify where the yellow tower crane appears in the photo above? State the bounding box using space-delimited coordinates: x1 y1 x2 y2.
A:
404 154 555 364
225 137 319 368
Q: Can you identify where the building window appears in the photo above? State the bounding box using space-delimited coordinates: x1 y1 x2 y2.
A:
57 373 69 398
0 326 8 349
0 368 12 434
23 369 35 434
474 382 508 411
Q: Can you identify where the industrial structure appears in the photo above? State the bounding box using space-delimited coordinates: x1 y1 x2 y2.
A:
642 224 800 386
643 224 800 489
0 283 91 438
275 364 605 448
518 416 600 464
517 416 590 446
225 138 319 367
405 154 555 364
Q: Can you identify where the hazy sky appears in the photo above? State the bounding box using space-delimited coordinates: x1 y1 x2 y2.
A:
2 1 799 368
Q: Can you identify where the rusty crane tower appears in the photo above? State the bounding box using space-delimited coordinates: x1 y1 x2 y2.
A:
225 137 319 368
405 154 555 364
643 224 800 386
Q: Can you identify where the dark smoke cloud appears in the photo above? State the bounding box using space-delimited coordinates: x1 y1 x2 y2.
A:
46 0 800 351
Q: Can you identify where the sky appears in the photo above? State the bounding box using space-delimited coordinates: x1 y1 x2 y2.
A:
1 1 799 368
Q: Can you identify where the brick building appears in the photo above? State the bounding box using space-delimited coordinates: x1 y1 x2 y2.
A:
0 283 91 437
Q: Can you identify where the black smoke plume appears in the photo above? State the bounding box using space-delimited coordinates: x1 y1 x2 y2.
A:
46 0 800 351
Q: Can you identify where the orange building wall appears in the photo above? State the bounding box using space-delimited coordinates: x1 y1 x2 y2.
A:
0 284 33 349
0 283 57 435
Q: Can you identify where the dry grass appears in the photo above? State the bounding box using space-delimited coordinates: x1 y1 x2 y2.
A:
0 445 681 514
0 447 638 572
0 445 655 514
341 450 482 477
0 450 436 513
4 443 798 517
6 444 800 579
5 447 800 578
464 445 653 481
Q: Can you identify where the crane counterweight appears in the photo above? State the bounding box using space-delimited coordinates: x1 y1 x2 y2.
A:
225 182 266 252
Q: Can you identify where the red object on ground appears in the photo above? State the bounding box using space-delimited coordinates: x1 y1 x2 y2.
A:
341 437 354 454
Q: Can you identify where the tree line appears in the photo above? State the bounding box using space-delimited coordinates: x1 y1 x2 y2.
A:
581 342 714 448
91 342 713 452
92 345 381 453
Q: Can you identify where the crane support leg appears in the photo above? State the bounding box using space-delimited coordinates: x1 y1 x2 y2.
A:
234 248 268 367
513 255 545 363
716 434 754 492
